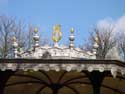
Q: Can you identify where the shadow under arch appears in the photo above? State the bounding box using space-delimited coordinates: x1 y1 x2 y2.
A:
4 70 93 94
0 70 15 94
82 70 106 94
100 71 125 94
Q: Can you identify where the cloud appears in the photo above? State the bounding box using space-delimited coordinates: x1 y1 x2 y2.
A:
97 16 125 33
97 19 113 30
116 16 125 32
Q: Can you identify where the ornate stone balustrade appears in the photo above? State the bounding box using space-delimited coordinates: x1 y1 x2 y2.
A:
0 59 125 78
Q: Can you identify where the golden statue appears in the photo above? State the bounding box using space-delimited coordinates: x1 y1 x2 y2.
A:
52 25 62 42
12 36 17 42
95 35 99 44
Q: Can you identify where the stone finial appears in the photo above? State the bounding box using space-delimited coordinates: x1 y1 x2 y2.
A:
12 36 18 58
33 27 39 47
92 36 99 58
69 28 75 48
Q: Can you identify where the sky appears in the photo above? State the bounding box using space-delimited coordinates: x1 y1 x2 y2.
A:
0 0 125 46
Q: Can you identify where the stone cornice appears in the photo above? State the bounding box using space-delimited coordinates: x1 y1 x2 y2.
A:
0 59 125 78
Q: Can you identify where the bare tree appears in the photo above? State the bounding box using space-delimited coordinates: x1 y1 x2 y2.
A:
27 24 34 49
118 32 125 61
13 21 26 50
25 25 50 49
0 15 16 58
84 24 117 59
0 15 26 58
0 15 52 58
40 36 50 46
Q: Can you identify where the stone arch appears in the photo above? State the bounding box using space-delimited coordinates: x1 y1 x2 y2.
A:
4 70 93 94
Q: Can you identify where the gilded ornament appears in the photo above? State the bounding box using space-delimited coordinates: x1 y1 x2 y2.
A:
52 25 62 42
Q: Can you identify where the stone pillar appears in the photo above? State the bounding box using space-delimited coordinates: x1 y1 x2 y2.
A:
0 71 14 94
